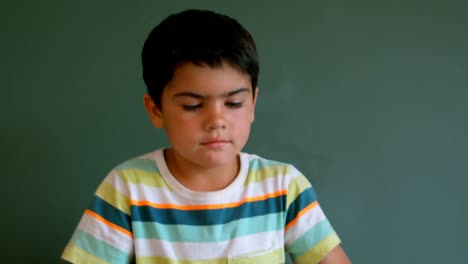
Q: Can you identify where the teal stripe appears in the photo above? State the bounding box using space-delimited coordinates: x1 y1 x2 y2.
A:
71 229 131 262
131 194 285 225
248 156 286 171
115 158 160 173
133 212 284 242
285 187 317 226
89 196 132 232
287 219 334 256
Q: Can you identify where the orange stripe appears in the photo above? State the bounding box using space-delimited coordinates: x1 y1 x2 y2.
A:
284 200 318 231
85 209 133 238
130 189 288 210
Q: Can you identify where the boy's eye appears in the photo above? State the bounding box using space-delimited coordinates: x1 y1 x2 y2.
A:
226 101 243 108
182 104 202 111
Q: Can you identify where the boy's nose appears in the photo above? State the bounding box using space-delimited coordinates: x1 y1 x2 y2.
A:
205 104 226 130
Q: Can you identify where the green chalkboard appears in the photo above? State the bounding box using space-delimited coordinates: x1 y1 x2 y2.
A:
2 1 467 263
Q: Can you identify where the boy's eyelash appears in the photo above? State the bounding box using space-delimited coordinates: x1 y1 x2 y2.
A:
226 101 243 108
181 101 243 111
182 104 201 111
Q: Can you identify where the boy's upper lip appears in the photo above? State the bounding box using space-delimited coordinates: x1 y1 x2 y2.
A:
200 138 230 144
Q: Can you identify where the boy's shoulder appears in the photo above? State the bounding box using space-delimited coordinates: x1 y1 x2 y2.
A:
102 149 168 188
112 149 162 171
241 152 308 184
242 152 293 170
111 149 305 177
106 149 309 188
113 149 295 173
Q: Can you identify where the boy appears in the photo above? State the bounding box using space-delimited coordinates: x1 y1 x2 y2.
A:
62 9 351 264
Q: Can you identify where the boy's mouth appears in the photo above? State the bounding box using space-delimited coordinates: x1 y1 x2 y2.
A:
200 138 231 148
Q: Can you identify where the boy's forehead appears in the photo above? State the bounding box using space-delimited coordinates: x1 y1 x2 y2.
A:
171 87 251 100
166 62 253 95
173 61 249 78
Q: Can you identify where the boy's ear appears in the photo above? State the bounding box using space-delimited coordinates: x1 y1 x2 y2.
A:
143 93 164 128
251 87 259 122
253 87 259 105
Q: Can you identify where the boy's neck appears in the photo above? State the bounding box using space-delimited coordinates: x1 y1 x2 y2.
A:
163 148 240 192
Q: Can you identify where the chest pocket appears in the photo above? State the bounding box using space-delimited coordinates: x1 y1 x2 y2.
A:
227 248 285 264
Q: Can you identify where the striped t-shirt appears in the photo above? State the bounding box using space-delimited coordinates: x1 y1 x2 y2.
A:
62 149 341 264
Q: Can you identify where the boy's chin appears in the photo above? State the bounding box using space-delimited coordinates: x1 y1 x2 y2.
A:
195 154 239 169
168 147 241 169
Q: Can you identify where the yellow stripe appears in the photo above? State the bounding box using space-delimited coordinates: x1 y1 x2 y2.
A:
116 168 173 190
137 256 226 264
286 174 312 208
244 164 292 185
295 233 341 264
95 182 130 214
230 248 285 264
131 189 288 210
85 209 133 238
62 243 109 264
137 248 284 264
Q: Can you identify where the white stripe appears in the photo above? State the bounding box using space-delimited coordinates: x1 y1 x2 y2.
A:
103 170 130 197
78 213 133 253
284 203 326 244
126 178 288 206
105 150 300 207
243 173 290 197
135 230 284 259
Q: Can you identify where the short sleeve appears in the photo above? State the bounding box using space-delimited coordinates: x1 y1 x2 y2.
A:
284 168 341 264
61 170 134 264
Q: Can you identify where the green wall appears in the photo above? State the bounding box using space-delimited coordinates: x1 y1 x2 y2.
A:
2 1 467 263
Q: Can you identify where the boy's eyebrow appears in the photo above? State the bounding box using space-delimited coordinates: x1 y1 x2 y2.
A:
225 87 250 97
173 87 250 99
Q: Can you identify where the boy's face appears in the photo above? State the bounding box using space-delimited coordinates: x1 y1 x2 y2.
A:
144 62 258 170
